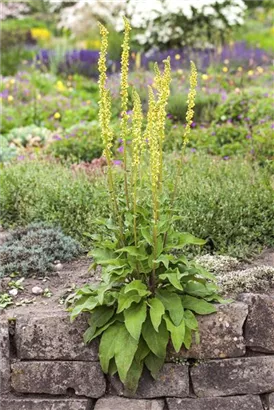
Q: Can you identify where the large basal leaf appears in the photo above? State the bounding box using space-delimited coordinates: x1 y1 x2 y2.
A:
124 301 147 341
83 306 115 343
144 351 165 379
164 315 185 353
124 359 144 393
141 226 153 245
70 296 98 321
124 280 150 296
142 316 169 358
184 309 198 330
114 325 139 383
159 270 184 291
91 248 117 264
99 322 121 373
156 289 184 326
184 281 213 298
117 292 142 313
149 297 165 332
134 337 150 364
184 326 193 349
165 232 206 251
182 295 217 315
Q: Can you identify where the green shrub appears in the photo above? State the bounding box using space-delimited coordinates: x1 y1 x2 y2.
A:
6 124 52 148
46 121 103 162
0 223 82 277
0 156 273 257
0 138 17 163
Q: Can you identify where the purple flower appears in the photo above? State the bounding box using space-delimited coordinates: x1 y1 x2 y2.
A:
223 156 230 160
53 135 62 140
113 160 122 166
190 148 197 153
17 155 25 161
117 146 124 153
167 114 173 119
246 134 252 139
191 122 196 128
271 124 274 129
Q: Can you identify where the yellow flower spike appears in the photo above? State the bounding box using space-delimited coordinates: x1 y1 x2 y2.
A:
132 89 143 169
120 17 131 208
98 22 114 158
183 61 197 149
146 87 160 195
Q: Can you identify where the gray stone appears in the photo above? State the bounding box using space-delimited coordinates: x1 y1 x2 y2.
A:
94 397 165 410
245 295 274 353
0 398 92 410
11 361 106 398
191 356 274 397
169 302 247 359
166 396 263 410
15 312 99 360
110 364 189 398
0 318 10 395
268 393 274 410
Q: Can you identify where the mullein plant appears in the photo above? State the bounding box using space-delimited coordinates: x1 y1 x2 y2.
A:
69 18 223 393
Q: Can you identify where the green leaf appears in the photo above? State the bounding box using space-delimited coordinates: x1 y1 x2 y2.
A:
83 306 115 343
91 248 116 264
149 297 165 332
117 292 142 313
164 315 185 353
142 316 169 358
159 271 184 291
114 326 139 383
141 226 153 245
184 326 193 349
134 337 150 364
145 352 165 379
184 310 198 330
124 301 147 341
124 280 150 296
182 295 217 315
185 281 212 298
125 359 144 393
70 296 98 321
99 323 121 373
165 232 206 251
156 289 184 326
108 358 118 376
115 246 146 259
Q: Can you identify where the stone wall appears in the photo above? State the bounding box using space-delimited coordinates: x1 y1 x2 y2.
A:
1 293 274 410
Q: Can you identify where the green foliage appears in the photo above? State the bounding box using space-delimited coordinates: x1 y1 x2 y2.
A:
0 138 17 163
0 156 273 257
46 121 103 162
0 223 82 278
5 125 52 148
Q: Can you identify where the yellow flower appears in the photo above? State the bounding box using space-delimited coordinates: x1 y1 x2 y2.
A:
177 69 183 75
68 87 73 92
222 67 228 73
31 28 51 41
9 79 15 85
183 61 197 148
175 54 181 60
56 80 66 92
54 112 61 120
248 70 254 76
237 67 243 72
257 66 264 73
202 74 209 80
37 94 41 100
132 89 143 168
120 17 131 145
7 95 14 102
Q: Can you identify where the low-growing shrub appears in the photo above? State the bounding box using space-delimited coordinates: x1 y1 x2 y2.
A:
46 121 103 162
0 223 82 277
6 124 52 148
0 156 273 257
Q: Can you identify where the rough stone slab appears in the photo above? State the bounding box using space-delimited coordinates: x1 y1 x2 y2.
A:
0 398 92 410
0 318 10 395
168 302 247 359
11 361 106 398
15 312 99 360
191 356 274 397
166 396 263 410
245 295 274 353
110 364 189 398
269 393 274 410
94 397 165 410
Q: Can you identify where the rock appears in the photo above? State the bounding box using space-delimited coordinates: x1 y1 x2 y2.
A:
31 286 43 295
191 356 274 397
110 364 189 398
54 263 63 271
15 312 99 360
0 319 10 394
94 397 165 410
269 393 274 410
0 398 92 410
168 302 247 360
11 361 106 398
245 295 274 353
8 288 18 296
166 396 263 410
